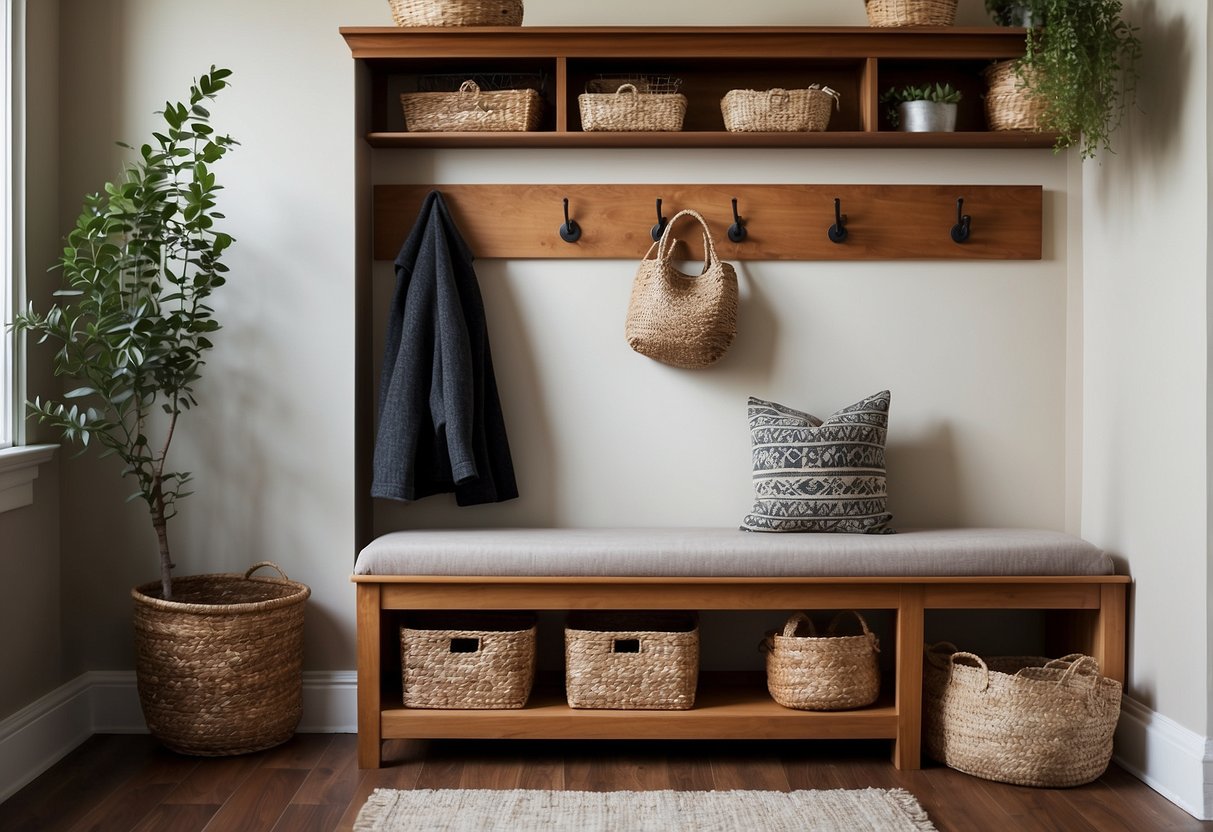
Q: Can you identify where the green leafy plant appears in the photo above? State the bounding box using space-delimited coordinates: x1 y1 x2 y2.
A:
1007 0 1141 159
11 67 237 600
880 83 963 127
984 0 1044 27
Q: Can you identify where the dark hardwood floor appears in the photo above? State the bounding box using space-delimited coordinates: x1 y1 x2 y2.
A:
0 733 1207 831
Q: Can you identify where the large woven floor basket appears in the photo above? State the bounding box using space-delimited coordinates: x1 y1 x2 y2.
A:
864 0 957 26
565 611 698 709
984 60 1047 131
131 563 310 756
764 612 881 710
924 643 1123 787
387 0 523 26
401 611 536 709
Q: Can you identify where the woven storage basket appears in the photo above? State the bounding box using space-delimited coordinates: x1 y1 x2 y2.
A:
387 0 523 26
565 611 699 709
401 611 536 709
864 0 958 26
131 562 310 756
579 83 687 132
763 612 881 711
924 643 1123 787
401 80 543 132
984 59 1047 131
721 85 841 133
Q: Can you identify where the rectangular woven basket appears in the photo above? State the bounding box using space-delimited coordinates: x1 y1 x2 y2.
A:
400 611 536 709
400 81 543 132
864 0 957 26
578 83 687 132
721 85 840 133
564 611 699 709
387 0 523 27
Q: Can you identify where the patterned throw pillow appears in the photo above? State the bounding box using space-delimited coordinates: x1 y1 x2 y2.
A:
741 390 894 534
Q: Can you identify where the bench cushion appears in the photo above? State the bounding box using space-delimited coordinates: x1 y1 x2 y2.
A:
354 528 1113 577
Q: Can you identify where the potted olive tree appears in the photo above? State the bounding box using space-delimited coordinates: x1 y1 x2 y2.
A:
881 83 963 132
983 0 1141 159
12 67 310 756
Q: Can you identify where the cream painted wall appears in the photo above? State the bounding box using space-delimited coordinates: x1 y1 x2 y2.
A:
54 0 1073 675
1081 0 1208 734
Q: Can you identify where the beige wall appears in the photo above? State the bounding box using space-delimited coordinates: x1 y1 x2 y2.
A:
53 0 1074 675
1081 0 1209 734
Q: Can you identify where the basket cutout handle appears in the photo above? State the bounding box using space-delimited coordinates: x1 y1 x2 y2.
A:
449 637 481 654
244 561 290 581
767 88 791 109
655 209 722 270
782 612 817 638
827 610 880 653
613 638 641 654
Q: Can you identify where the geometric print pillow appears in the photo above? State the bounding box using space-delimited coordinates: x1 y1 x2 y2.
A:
740 390 895 534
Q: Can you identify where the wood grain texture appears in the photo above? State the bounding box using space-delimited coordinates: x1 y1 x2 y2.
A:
894 586 925 771
201 767 308 832
356 583 383 769
373 183 1042 261
364 130 1059 149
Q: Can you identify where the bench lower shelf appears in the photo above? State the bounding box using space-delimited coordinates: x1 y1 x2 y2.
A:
381 673 898 741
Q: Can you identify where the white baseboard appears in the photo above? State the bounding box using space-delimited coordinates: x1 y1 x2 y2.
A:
1114 695 1213 820
0 670 358 803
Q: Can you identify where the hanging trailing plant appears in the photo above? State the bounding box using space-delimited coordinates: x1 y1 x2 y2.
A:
1012 0 1142 159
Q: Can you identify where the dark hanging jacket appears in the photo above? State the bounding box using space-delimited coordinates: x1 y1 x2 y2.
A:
371 190 518 506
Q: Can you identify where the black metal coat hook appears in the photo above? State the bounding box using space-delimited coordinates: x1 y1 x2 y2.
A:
951 197 972 244
559 197 581 243
728 198 747 243
828 197 848 244
651 198 668 242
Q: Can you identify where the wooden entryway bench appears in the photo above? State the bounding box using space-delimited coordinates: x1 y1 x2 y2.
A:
352 528 1128 770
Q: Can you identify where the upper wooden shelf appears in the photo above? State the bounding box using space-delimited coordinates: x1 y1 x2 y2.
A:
343 25 1058 150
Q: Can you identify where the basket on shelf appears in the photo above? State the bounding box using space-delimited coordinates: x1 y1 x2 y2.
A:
984 59 1047 131
387 0 523 27
924 642 1123 787
721 85 841 133
578 83 687 132
762 611 881 710
864 0 958 27
565 611 699 709
400 611 536 709
400 80 544 132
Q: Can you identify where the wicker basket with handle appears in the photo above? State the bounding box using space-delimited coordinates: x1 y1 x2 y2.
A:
401 611 536 709
864 0 957 26
924 642 1123 787
131 562 310 756
387 0 523 26
578 83 687 132
400 80 543 132
722 85 841 133
984 59 1047 131
763 611 881 710
565 611 698 709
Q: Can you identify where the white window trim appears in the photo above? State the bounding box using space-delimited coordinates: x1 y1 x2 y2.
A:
0 442 53 512
1 0 15 451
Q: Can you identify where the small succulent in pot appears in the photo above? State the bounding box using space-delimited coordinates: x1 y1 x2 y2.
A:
880 83 963 131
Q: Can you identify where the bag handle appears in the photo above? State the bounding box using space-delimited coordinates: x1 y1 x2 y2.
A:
781 612 817 638
948 651 991 691
827 610 880 653
244 561 290 581
655 209 720 270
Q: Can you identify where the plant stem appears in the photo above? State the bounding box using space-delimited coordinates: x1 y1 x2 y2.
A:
153 404 179 599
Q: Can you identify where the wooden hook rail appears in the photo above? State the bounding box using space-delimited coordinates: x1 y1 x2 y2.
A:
373 184 1042 262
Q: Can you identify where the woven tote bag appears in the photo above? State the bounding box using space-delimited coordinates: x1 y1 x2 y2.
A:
625 209 738 369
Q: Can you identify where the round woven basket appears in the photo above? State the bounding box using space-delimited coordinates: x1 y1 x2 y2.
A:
924 643 1123 787
721 86 840 133
864 0 957 26
984 59 1047 131
763 612 881 710
387 0 523 27
131 563 310 756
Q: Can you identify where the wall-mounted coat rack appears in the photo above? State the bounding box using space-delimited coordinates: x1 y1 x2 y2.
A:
373 184 1043 262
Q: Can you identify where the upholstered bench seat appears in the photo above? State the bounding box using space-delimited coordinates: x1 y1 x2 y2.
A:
354 527 1113 578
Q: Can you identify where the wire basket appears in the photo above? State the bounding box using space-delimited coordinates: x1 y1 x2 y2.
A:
585 75 683 95
400 80 544 132
387 0 523 26
401 611 536 709
565 611 698 709
864 0 957 26
578 83 687 132
722 85 841 132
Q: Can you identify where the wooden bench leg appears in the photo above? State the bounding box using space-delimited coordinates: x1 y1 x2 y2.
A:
357 583 383 769
1095 583 1127 684
893 585 924 770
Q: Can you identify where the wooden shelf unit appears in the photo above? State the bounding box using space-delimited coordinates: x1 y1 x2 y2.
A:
341 26 1059 149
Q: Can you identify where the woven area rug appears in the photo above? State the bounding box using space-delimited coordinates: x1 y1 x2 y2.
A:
353 787 937 831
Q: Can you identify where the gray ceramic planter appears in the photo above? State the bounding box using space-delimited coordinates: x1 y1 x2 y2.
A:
898 101 958 132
